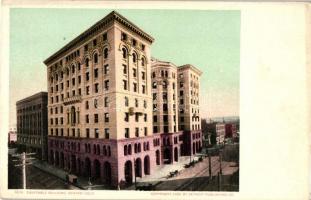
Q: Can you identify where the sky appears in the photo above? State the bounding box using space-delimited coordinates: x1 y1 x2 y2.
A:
9 8 240 128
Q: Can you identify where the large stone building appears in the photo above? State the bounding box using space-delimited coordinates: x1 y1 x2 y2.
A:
16 92 48 160
44 11 202 187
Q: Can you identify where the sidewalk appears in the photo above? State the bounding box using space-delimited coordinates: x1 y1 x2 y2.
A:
32 160 112 190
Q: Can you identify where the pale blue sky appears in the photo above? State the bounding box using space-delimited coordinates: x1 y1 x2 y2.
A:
9 8 240 127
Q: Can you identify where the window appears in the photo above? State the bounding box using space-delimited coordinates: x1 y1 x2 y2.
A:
121 32 127 41
144 127 147 136
152 72 156 78
104 97 109 107
86 86 90 95
181 117 184 122
125 113 129 122
133 83 137 92
86 128 90 138
153 126 158 133
94 114 98 123
142 72 145 80
132 39 137 46
135 128 139 137
71 65 75 74
95 128 99 138
141 44 145 51
163 92 167 100
78 76 81 84
132 53 137 63
180 99 184 105
85 58 89 67
142 85 146 94
104 64 109 74
78 88 81 95
94 68 98 78
103 33 107 41
180 90 184 96
105 128 109 139
104 113 109 122
135 113 139 122
86 72 90 81
85 115 89 123
125 128 129 138
94 54 98 63
164 115 168 122
144 100 147 108
133 68 137 77
152 82 157 89
123 64 127 74
163 81 167 89
94 83 99 93
104 48 108 59
153 115 157 122
163 104 168 111
104 80 109 90
123 80 127 90
125 96 129 106
144 114 147 122
93 39 97 47
122 48 127 59
85 101 89 109
180 82 184 88
141 57 145 66
135 99 138 107
179 73 184 79
153 93 157 101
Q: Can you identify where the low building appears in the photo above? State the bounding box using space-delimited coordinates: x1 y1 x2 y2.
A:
8 129 17 144
16 92 48 160
225 123 237 138
207 122 225 145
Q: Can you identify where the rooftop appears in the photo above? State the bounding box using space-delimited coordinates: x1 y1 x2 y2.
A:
16 91 48 105
44 11 154 65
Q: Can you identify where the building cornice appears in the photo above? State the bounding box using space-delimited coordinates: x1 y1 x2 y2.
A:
16 92 48 105
178 64 203 76
44 11 154 66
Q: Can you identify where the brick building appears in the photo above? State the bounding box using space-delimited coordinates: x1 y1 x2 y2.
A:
44 11 202 187
225 123 237 138
16 92 48 160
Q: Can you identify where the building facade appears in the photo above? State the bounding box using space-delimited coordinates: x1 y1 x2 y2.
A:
225 123 237 138
44 11 202 187
16 92 48 160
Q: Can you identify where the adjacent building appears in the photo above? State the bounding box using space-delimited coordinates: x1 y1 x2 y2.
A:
16 92 48 160
207 122 225 145
44 11 202 187
225 123 237 138
8 128 17 144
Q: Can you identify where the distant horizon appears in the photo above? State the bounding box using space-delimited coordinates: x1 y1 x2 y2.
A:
9 9 240 128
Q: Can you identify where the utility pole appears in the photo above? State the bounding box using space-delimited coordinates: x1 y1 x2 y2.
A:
208 150 212 180
12 152 36 189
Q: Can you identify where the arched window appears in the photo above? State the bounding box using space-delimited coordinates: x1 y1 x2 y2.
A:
104 48 108 59
132 53 137 63
94 53 98 64
77 62 81 71
141 57 145 66
122 48 127 59
85 58 89 67
71 65 75 73
128 144 132 155
71 106 76 124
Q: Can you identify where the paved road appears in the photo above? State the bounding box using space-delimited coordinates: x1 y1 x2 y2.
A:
135 156 239 191
8 157 79 190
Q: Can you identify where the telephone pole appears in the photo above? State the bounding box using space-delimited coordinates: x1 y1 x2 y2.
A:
12 152 36 189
